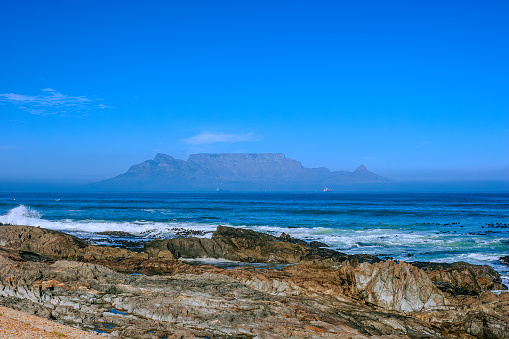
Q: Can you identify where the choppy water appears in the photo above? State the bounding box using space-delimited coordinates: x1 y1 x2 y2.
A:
0 192 507 282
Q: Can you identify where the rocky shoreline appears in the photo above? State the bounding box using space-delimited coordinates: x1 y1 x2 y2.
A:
0 224 508 338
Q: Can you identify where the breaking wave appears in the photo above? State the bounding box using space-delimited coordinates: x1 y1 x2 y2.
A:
0 205 219 239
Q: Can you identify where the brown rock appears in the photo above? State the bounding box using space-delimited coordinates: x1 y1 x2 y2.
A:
0 225 87 259
412 261 507 295
347 260 448 312
144 225 381 264
2 225 509 338
282 260 448 313
0 225 147 262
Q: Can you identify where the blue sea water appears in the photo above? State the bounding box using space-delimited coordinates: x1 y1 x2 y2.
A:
0 192 508 282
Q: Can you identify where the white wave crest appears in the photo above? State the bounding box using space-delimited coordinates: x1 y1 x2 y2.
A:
0 205 218 238
0 205 42 225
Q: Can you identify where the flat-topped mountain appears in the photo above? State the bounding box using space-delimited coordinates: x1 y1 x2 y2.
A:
94 153 389 191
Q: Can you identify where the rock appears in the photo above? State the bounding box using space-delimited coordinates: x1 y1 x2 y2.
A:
278 232 308 246
0 225 147 262
0 225 88 259
2 225 509 338
96 231 135 237
411 261 507 295
342 260 448 312
145 226 381 264
309 240 329 248
0 252 405 338
500 255 509 266
145 227 309 263
281 260 447 313
278 233 328 248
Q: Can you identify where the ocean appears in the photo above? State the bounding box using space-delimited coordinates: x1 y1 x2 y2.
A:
0 192 508 284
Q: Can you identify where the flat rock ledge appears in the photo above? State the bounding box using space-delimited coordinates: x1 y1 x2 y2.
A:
1 224 508 338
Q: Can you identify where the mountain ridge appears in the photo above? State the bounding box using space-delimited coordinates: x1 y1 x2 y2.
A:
94 153 389 191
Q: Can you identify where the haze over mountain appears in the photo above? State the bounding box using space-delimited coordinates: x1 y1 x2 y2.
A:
94 153 389 191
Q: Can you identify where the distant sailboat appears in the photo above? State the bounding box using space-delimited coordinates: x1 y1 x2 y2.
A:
323 187 335 192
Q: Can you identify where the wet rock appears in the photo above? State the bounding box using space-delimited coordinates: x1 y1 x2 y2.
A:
411 261 507 295
500 255 509 266
309 240 329 248
171 227 208 238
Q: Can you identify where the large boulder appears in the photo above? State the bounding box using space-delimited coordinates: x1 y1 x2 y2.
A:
338 260 448 312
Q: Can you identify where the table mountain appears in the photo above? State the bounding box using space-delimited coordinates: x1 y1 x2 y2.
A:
94 153 389 191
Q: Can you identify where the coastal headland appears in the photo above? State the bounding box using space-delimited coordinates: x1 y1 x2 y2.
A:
0 224 508 338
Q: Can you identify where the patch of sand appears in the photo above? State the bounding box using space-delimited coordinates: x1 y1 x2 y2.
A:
0 305 100 339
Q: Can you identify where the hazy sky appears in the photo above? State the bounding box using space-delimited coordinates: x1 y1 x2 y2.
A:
1 0 508 184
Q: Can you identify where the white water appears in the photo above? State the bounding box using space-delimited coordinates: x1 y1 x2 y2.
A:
0 205 451 251
0 205 218 239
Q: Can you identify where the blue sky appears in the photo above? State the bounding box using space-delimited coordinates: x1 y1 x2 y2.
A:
1 0 508 184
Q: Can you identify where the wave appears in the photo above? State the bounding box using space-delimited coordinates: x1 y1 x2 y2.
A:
0 205 219 239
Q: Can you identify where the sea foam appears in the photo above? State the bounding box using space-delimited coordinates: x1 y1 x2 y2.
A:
0 205 218 239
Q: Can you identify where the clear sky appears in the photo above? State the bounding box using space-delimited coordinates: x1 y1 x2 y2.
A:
1 0 508 185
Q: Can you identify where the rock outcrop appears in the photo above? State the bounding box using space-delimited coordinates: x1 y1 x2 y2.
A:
0 225 147 262
1 224 509 338
0 250 435 338
145 225 381 264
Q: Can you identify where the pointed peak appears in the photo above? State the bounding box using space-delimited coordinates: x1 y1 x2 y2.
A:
354 164 368 172
154 153 175 162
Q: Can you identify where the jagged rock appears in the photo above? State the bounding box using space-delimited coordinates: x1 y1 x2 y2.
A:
278 233 328 248
500 255 509 266
411 261 507 295
340 260 448 312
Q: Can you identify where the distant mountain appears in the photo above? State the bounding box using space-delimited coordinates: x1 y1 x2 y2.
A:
93 153 389 191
